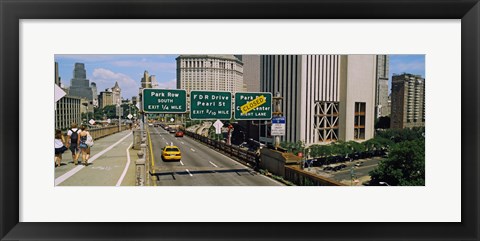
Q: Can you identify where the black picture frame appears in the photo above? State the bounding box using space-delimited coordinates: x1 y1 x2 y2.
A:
1 0 479 240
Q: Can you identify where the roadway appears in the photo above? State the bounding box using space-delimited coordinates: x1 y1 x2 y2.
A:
148 126 283 186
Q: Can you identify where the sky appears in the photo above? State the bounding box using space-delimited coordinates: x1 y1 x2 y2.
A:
389 55 425 93
55 54 425 99
55 54 178 100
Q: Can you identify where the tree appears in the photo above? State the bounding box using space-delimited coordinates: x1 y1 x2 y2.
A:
375 116 390 129
369 139 425 186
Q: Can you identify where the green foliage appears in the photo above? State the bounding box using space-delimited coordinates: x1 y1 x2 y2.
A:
376 127 425 143
369 139 425 186
346 140 365 153
330 141 350 156
375 116 391 129
280 140 305 155
92 104 139 120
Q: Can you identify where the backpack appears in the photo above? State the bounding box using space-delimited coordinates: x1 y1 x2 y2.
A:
70 129 79 143
85 133 94 147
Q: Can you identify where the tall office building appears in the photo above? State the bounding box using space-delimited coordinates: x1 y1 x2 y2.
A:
375 55 390 117
141 70 153 89
98 89 114 109
55 96 82 130
55 62 81 129
176 55 245 93
338 55 377 141
260 55 376 146
69 63 93 101
390 73 425 129
112 81 121 106
91 82 98 107
55 62 61 86
241 55 261 92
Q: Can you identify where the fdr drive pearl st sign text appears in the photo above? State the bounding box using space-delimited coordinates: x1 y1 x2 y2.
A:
190 91 232 120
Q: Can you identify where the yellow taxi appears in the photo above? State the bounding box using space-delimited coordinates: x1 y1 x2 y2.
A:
161 145 182 161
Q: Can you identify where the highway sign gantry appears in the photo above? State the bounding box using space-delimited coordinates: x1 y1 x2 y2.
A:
142 89 187 113
234 92 272 120
190 91 232 120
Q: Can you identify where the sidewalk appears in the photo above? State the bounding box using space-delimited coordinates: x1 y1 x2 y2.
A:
54 130 139 186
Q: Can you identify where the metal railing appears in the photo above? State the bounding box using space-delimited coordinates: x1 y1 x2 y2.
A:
184 131 257 167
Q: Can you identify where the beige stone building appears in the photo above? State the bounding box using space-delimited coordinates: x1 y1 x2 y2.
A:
176 55 245 93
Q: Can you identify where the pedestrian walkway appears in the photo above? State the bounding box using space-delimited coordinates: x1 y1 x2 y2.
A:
54 130 139 186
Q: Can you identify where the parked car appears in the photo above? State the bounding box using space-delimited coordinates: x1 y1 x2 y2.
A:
169 128 177 134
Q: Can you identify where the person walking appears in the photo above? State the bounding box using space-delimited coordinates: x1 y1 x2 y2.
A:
78 124 92 166
54 129 67 167
66 123 80 165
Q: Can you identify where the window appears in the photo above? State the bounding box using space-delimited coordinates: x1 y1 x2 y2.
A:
354 102 366 140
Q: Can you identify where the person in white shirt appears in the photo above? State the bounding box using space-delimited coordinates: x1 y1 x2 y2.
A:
54 129 67 167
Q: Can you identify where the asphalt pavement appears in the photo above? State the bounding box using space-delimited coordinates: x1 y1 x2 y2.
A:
54 130 138 186
149 126 283 186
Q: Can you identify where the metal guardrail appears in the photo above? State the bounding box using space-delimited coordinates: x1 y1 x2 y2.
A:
184 131 257 167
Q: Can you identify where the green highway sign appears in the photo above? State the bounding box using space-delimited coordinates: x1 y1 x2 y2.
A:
234 92 272 120
142 89 187 113
190 91 232 120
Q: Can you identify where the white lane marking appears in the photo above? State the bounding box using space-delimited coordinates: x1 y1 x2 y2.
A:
55 132 132 186
162 137 165 140
166 142 169 145
181 141 184 144
180 161 184 166
185 169 193 176
190 148 195 152
116 142 133 186
200 142 284 186
209 161 219 168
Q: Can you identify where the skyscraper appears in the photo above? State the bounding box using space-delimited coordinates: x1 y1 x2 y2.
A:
141 70 154 89
69 63 93 101
112 81 121 106
390 73 425 129
98 89 114 109
375 55 390 117
241 55 261 92
176 55 245 93
55 62 61 86
91 82 98 107
260 55 376 146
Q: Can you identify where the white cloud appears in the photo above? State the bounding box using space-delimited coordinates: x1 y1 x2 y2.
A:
91 68 139 99
111 61 176 73
157 79 177 89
